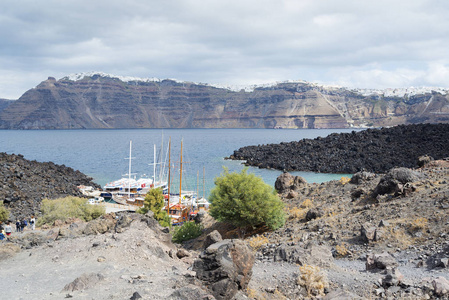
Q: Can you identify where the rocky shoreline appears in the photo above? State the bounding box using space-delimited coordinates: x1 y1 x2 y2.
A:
0 152 100 219
1 131 449 299
229 123 449 173
1 158 449 299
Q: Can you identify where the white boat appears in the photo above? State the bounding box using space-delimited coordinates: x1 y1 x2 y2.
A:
87 196 104 205
104 140 170 206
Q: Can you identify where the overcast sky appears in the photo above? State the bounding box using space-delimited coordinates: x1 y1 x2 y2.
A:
1 0 449 99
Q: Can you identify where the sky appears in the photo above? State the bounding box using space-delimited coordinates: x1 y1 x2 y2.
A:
1 0 449 99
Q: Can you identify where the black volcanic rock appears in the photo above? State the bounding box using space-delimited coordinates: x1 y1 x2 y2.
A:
0 152 100 219
230 123 449 174
1 74 449 129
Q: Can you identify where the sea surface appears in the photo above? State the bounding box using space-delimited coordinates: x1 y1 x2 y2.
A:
0 129 357 197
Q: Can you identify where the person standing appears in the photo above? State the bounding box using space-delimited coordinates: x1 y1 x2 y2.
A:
5 222 12 236
30 216 36 230
20 219 26 232
15 220 21 232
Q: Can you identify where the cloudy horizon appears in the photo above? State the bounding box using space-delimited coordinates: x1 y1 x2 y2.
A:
1 0 449 99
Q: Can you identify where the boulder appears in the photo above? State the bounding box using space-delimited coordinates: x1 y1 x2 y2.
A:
436 258 449 269
350 171 375 184
176 248 191 259
417 155 433 167
193 239 254 300
130 292 142 300
432 276 449 297
83 219 110 235
115 214 132 233
203 230 223 249
274 172 307 193
366 252 398 270
305 208 323 221
382 268 404 287
373 167 424 196
361 222 378 242
272 242 334 268
350 188 366 200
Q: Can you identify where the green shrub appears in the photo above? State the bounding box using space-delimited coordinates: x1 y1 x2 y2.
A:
172 221 203 243
209 168 286 230
137 188 171 227
38 196 106 226
0 201 9 223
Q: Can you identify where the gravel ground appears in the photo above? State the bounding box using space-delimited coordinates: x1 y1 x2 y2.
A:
0 220 196 300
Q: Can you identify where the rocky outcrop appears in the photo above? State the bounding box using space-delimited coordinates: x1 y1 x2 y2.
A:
366 252 398 270
373 167 424 197
1 73 449 129
274 172 307 193
0 153 100 219
230 123 449 173
259 242 334 268
193 239 254 300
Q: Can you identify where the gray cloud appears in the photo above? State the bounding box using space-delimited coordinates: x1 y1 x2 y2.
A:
1 0 449 98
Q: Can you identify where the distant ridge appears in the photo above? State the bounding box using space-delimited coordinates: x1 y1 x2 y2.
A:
62 72 449 96
0 72 448 129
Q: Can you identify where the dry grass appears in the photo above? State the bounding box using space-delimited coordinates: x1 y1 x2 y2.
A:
385 223 413 249
297 265 329 297
287 206 308 220
287 199 313 220
335 243 350 258
300 199 313 209
248 235 270 251
339 177 351 185
407 217 428 233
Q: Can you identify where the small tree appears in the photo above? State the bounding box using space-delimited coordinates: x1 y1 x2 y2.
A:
0 201 9 223
137 188 170 227
209 168 285 230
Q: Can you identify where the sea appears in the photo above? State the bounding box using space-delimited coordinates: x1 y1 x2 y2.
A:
0 129 358 198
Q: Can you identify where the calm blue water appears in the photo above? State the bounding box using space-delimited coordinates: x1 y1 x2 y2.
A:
0 129 356 197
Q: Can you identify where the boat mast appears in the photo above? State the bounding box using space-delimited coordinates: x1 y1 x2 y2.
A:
179 139 183 205
153 144 157 185
127 140 133 199
167 138 171 213
203 166 206 199
196 170 199 208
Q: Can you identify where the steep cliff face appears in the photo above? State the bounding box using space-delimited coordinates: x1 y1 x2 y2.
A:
0 98 14 114
0 74 448 129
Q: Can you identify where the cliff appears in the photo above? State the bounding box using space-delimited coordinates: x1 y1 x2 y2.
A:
0 73 448 129
0 98 13 114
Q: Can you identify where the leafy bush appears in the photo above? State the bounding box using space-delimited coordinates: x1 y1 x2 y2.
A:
137 188 170 227
172 221 203 243
209 168 285 230
37 196 105 226
0 201 9 223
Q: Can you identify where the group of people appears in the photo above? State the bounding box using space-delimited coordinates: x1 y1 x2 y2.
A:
0 216 36 240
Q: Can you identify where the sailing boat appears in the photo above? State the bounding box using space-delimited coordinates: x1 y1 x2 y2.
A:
194 166 210 212
165 138 190 225
105 140 150 207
